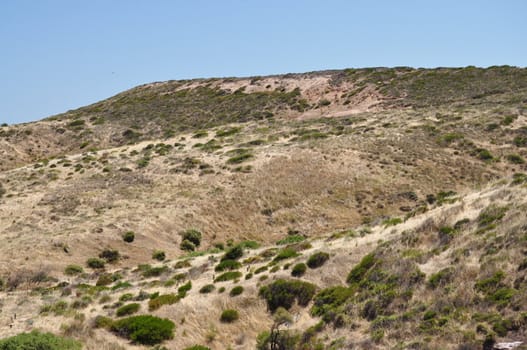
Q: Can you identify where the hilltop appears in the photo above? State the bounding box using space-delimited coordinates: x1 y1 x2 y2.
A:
0 66 527 349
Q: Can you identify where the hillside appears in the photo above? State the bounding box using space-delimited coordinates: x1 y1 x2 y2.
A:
1 66 527 349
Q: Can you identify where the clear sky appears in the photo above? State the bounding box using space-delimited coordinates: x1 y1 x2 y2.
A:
1 0 526 124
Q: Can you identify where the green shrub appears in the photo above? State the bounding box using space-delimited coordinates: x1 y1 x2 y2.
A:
513 136 527 147
152 250 166 261
238 240 260 249
347 253 377 285
180 239 196 251
178 281 192 296
99 249 120 263
383 217 402 227
93 315 114 329
96 273 114 286
181 229 202 247
140 265 169 278
427 267 454 288
111 315 175 345
291 263 307 277
86 257 105 269
259 279 317 312
184 346 211 350
148 294 180 311
0 331 82 350
254 266 268 274
222 245 244 261
477 206 508 227
506 154 525 164
214 271 242 282
276 234 305 245
311 286 354 322
475 271 505 294
230 286 244 297
199 284 215 294
216 127 241 137
123 231 135 243
40 300 69 315
273 248 299 262
64 264 84 275
307 252 330 269
116 303 140 317
226 153 253 164
215 259 241 272
220 309 239 323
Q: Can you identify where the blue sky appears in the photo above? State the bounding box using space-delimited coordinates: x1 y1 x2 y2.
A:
1 0 526 124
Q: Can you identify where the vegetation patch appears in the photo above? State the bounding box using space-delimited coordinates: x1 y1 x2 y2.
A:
116 303 140 317
259 279 317 312
110 315 175 345
0 331 82 350
307 252 330 269
214 271 242 282
220 309 239 323
148 294 180 311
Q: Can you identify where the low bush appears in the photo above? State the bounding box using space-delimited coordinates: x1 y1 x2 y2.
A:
64 264 84 275
272 248 299 262
346 253 377 285
86 257 105 269
199 284 215 294
259 279 317 312
181 229 202 247
0 331 82 350
180 239 196 252
311 286 354 322
222 245 244 261
214 271 242 282
178 281 192 296
428 267 454 288
291 263 307 277
122 231 135 243
276 234 305 245
506 154 525 164
148 294 180 311
230 286 244 297
307 252 330 269
116 303 140 317
215 259 241 272
93 315 114 329
111 315 175 345
152 250 166 261
184 346 211 350
99 249 120 263
220 309 239 323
